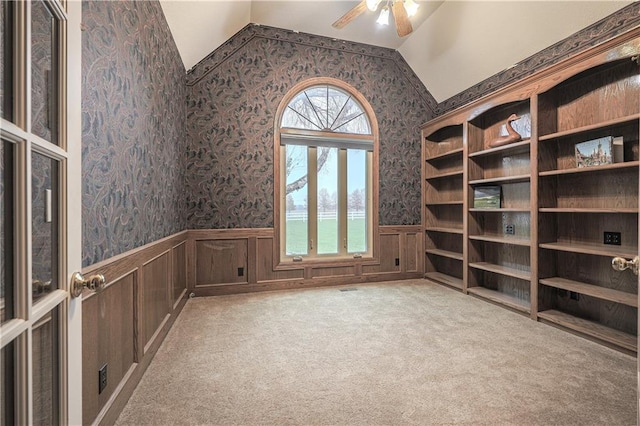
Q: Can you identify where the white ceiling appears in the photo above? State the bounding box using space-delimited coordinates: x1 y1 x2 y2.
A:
160 0 633 103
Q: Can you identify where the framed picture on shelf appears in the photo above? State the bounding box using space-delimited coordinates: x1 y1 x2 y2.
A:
575 136 613 168
473 186 501 208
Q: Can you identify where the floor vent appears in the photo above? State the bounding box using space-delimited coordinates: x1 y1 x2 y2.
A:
339 288 358 292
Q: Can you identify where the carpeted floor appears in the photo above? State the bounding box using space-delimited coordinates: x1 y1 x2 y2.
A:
115 279 637 425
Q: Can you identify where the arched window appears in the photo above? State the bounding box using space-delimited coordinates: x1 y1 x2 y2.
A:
275 78 379 262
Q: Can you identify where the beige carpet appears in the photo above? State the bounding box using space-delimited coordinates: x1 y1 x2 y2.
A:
115 279 636 425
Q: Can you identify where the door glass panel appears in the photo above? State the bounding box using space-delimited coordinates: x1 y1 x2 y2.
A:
1 140 14 323
285 145 308 255
347 149 367 253
32 308 59 426
32 152 58 303
317 147 338 254
31 0 58 145
1 341 15 426
0 1 13 120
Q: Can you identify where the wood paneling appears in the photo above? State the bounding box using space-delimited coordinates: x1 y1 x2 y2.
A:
189 227 422 296
195 239 248 286
313 266 355 278
256 238 304 282
82 273 135 425
143 252 171 348
172 242 187 305
362 233 400 274
81 232 188 426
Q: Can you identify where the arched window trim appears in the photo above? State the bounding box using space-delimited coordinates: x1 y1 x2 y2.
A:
273 77 380 268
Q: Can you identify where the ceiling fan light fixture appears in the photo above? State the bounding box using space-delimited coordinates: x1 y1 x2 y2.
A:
403 0 419 17
366 0 381 12
376 6 390 25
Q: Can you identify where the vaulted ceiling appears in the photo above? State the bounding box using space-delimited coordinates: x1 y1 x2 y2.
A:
159 1 632 103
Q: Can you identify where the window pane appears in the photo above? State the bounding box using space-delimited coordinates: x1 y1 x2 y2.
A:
332 98 370 135
285 145 308 255
32 152 58 303
317 147 338 255
0 1 13 120
347 149 367 253
32 308 59 426
31 0 58 145
1 140 14 323
1 341 15 426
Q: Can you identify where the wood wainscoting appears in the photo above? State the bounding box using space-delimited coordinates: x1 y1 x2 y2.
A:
80 225 422 425
81 231 188 426
188 225 424 297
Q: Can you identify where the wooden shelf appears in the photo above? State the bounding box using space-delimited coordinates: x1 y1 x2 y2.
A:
426 170 463 180
539 241 638 258
426 248 463 261
468 139 531 158
469 234 531 246
425 226 463 235
539 208 638 214
469 262 531 281
469 208 530 213
539 277 637 307
425 201 463 206
539 161 639 177
425 272 463 290
426 147 463 161
539 113 640 141
469 174 530 185
538 310 636 352
467 287 530 313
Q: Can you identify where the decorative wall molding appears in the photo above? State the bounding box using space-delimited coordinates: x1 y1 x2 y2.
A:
436 2 640 115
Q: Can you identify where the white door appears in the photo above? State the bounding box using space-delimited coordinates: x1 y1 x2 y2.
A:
0 0 82 424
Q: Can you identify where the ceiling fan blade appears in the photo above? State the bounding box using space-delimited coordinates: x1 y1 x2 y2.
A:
392 1 413 37
332 0 368 29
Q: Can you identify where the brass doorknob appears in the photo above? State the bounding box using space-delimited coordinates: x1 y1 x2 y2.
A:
611 256 639 276
70 272 106 298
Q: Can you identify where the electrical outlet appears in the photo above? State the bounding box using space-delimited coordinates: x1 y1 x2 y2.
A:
237 267 244 277
570 291 580 301
99 364 108 394
395 258 400 266
505 224 515 235
603 231 621 245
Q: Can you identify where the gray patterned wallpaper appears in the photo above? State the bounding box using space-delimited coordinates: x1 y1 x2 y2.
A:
185 25 436 229
81 0 186 266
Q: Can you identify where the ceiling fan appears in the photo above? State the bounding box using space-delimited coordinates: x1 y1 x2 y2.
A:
332 0 420 37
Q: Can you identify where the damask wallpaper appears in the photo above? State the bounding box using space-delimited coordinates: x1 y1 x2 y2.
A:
81 0 186 266
185 25 436 229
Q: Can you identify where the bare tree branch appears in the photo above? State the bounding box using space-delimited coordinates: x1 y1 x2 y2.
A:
285 147 331 195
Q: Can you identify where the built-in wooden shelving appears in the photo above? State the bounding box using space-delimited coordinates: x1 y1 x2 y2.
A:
467 287 530 313
426 248 463 261
422 33 640 352
468 235 530 246
539 277 637 307
468 139 531 158
468 174 530 185
425 272 463 290
425 226 463 235
539 241 638 258
538 113 640 141
426 170 464 180
538 310 636 352
469 262 531 281
425 147 464 161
